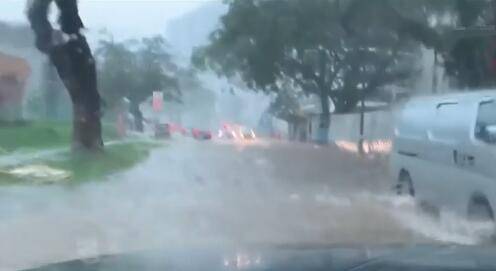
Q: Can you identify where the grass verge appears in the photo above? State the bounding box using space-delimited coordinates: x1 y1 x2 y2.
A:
48 142 158 183
0 121 118 153
0 141 160 185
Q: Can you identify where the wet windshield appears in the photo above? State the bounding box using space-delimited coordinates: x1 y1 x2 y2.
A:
2 0 496 270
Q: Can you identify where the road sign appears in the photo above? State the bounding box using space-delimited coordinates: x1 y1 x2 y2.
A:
152 91 163 112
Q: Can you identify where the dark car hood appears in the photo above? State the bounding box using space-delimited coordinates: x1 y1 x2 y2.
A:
24 244 496 271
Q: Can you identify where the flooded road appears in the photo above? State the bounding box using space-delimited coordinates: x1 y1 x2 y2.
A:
0 139 491 270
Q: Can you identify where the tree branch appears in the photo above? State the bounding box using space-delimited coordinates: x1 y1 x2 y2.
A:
27 0 53 53
341 0 441 49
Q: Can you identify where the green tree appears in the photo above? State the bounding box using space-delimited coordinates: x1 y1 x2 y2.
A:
443 0 496 88
96 40 137 110
193 0 420 143
343 0 496 89
96 36 181 132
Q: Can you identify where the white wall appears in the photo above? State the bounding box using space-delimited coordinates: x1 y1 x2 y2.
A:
329 111 394 142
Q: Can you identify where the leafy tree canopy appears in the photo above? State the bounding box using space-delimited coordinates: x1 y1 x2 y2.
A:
96 35 181 111
194 0 423 114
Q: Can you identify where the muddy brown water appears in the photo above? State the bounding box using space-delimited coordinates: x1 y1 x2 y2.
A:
0 139 490 270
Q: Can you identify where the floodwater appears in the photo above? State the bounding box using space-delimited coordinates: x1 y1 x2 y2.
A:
0 139 493 270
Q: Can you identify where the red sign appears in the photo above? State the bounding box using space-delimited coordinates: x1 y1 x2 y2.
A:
152 91 163 112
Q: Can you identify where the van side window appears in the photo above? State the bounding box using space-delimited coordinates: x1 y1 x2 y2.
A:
475 101 496 143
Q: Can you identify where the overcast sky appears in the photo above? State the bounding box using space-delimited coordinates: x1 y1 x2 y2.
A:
1 0 212 40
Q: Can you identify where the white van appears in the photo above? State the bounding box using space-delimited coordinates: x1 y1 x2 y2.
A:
391 91 496 221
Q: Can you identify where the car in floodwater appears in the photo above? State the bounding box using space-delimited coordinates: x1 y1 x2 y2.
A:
169 123 188 136
218 123 256 141
218 123 239 140
240 127 256 140
191 128 212 140
391 91 496 224
154 123 171 139
218 129 236 140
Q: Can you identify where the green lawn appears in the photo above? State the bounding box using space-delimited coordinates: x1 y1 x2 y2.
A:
0 121 118 153
0 141 160 185
47 141 158 183
0 121 161 185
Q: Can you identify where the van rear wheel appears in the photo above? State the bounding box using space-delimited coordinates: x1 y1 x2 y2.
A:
468 196 494 222
397 170 415 197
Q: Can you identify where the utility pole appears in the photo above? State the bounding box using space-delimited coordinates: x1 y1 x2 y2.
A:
317 48 330 145
358 89 365 155
432 49 438 94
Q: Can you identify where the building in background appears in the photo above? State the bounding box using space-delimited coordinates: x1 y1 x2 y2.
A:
0 52 30 121
0 21 70 121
